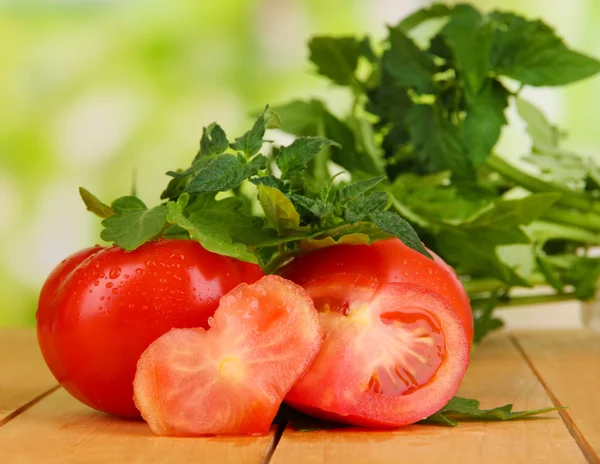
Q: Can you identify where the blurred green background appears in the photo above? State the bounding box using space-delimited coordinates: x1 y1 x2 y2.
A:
1 0 599 326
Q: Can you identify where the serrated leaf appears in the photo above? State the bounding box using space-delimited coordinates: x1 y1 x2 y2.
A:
79 187 114 219
166 194 258 263
186 154 268 194
257 185 301 232
440 5 492 96
370 210 431 258
345 191 389 223
516 97 561 150
230 108 268 156
406 103 473 178
299 233 372 252
288 194 328 220
339 176 386 203
276 137 339 180
422 396 562 426
384 26 436 93
396 3 454 32
462 79 509 166
489 11 600 86
100 197 167 251
250 175 289 192
308 36 360 86
196 123 229 159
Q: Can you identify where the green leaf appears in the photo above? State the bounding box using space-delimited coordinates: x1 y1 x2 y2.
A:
288 194 328 220
465 192 562 228
230 108 268 156
339 176 386 204
79 187 114 219
250 175 289 192
422 396 562 426
276 137 339 180
489 12 600 86
436 229 529 286
370 210 431 258
345 192 389 223
440 5 492 96
271 99 326 136
384 26 437 93
308 36 360 86
257 185 301 232
322 111 383 176
166 194 258 263
100 197 167 251
516 97 561 150
406 103 473 178
395 3 454 33
462 79 510 166
196 123 229 159
186 154 268 194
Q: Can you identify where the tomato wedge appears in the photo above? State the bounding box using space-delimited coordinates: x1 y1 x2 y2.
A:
285 274 469 427
133 275 323 436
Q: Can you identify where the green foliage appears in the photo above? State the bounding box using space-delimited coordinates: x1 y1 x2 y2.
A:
274 2 600 343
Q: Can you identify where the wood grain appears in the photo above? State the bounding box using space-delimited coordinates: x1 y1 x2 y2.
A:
271 332 586 464
0 329 57 425
513 330 600 463
0 388 277 464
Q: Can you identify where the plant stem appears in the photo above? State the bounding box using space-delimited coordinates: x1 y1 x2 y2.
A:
486 153 600 215
471 291 578 309
542 207 600 233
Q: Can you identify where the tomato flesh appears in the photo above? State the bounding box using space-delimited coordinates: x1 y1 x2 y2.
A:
36 239 264 417
285 274 469 427
133 275 323 436
279 238 474 343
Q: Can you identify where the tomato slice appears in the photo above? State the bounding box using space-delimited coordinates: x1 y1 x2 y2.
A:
285 273 469 427
133 275 323 436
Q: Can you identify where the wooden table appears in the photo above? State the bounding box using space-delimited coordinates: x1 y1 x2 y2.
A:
1 329 599 463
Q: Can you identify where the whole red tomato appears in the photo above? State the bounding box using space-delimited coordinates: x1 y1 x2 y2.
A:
279 238 473 343
36 239 263 417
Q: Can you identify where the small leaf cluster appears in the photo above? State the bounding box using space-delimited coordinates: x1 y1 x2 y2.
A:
81 108 429 272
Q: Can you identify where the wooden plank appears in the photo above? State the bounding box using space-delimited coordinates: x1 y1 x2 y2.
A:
0 388 276 464
0 329 57 425
271 332 586 464
513 330 600 463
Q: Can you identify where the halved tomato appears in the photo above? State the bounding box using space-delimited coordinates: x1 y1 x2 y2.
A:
284 274 469 427
133 275 323 436
279 239 474 344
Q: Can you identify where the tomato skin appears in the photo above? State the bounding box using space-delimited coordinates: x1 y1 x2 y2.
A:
279 238 473 343
36 239 264 418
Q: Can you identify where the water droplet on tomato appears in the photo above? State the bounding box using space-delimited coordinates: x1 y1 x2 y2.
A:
135 268 145 276
93 281 99 286
88 289 93 293
124 274 129 279
112 288 119 295
109 267 121 279
106 282 113 288
100 296 105 301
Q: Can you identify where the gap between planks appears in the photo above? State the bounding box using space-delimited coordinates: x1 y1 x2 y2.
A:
0 385 60 428
510 333 600 464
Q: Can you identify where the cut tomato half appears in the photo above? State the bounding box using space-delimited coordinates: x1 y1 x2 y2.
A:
133 275 323 436
285 273 469 427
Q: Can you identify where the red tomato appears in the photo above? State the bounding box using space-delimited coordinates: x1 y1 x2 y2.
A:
279 238 473 343
36 239 264 418
133 275 323 436
285 274 469 427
